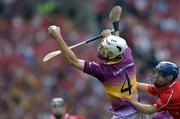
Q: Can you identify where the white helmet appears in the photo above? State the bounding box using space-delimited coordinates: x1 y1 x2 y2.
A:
101 35 128 59
51 97 65 106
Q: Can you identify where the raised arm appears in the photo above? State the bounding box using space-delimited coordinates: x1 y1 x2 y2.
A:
48 26 85 71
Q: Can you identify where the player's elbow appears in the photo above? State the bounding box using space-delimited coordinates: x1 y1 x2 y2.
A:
64 54 78 65
68 58 78 66
69 59 84 71
69 60 77 66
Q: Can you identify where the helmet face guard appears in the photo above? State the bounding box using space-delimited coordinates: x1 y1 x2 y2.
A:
150 61 179 88
97 45 111 60
150 68 169 88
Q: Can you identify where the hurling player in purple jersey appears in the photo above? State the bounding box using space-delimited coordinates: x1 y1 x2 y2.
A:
48 25 149 119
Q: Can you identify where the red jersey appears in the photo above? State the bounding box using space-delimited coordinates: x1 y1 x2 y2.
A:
50 114 85 119
148 81 180 119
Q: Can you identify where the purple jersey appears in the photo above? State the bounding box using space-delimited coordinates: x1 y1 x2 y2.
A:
83 47 138 117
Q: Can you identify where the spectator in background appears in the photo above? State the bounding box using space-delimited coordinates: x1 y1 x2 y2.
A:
50 97 85 119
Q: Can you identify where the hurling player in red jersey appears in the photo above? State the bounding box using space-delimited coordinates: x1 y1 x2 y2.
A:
50 97 85 119
129 61 180 119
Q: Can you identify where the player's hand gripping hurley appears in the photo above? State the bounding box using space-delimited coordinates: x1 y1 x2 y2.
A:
43 6 122 62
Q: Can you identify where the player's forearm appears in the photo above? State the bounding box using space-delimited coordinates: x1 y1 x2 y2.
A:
55 35 79 65
131 101 157 114
137 82 150 93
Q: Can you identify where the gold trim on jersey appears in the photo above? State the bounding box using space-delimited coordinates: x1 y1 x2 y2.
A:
105 56 123 64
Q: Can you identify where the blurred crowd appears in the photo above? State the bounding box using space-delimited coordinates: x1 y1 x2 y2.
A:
0 0 179 119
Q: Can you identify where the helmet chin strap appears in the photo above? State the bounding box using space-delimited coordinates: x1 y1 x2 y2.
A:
98 52 110 60
152 78 175 88
100 54 122 60
99 49 111 60
153 82 167 88
107 55 122 60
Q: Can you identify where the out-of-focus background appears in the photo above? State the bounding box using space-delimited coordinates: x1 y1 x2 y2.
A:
0 0 179 119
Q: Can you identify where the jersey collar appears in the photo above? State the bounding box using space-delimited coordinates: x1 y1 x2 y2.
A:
158 81 176 90
105 56 123 64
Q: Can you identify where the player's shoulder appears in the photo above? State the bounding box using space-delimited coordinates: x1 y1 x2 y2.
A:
84 60 101 68
166 81 180 93
124 47 132 53
122 47 133 60
174 80 180 86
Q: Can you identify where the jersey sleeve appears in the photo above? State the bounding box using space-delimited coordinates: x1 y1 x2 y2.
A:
148 85 158 96
83 60 104 81
152 92 173 111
